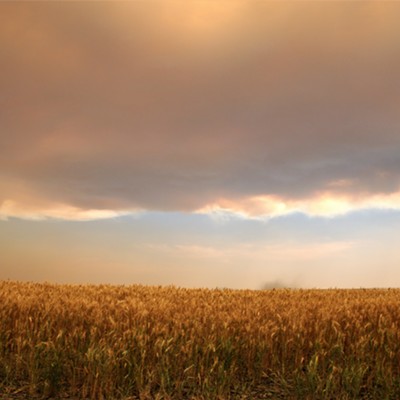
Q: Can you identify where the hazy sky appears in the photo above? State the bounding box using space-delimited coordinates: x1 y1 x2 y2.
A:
1 1 400 288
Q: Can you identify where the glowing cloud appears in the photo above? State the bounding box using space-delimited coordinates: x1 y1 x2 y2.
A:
0 199 130 221
197 191 400 219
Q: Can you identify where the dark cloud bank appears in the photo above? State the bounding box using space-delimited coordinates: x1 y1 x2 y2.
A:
1 2 400 214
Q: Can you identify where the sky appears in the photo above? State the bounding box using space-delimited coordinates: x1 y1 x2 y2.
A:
1 1 400 289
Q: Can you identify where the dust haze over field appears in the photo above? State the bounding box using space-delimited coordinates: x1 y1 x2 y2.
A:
1 1 400 288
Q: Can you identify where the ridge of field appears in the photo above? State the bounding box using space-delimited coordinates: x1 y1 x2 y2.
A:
1 281 400 399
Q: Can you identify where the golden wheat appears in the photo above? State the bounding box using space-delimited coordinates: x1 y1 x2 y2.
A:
1 281 400 399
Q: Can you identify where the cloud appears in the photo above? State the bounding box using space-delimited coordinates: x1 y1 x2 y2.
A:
2 2 400 219
196 190 400 219
0 199 129 221
143 240 354 263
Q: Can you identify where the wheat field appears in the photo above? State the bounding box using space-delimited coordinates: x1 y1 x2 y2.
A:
1 281 400 399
